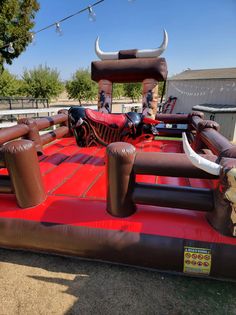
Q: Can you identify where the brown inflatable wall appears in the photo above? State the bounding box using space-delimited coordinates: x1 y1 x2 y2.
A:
106 142 216 218
0 124 29 146
91 58 168 83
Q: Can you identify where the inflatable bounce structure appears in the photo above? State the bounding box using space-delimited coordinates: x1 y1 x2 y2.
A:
0 34 236 281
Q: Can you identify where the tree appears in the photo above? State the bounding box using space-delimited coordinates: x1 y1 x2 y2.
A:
113 83 124 99
0 0 40 73
123 82 142 102
66 69 97 105
22 65 64 100
0 69 22 96
158 81 166 98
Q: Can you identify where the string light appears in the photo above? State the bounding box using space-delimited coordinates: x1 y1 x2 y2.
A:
88 6 96 22
30 33 35 41
0 0 135 53
7 43 15 54
30 32 36 45
55 22 63 36
0 0 105 53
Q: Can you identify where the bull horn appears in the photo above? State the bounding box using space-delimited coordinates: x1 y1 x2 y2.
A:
136 29 168 58
95 36 119 60
182 132 221 176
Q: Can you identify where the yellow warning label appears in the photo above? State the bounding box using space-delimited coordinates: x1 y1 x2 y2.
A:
183 247 211 275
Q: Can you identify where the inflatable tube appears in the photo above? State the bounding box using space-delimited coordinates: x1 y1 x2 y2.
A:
0 134 235 281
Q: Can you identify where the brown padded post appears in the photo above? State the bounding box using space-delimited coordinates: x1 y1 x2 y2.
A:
134 152 218 179
57 109 69 126
106 142 136 217
0 124 29 145
155 113 189 124
191 115 204 131
3 140 46 208
40 126 69 145
58 109 73 136
133 183 214 212
35 114 67 130
18 118 43 155
200 128 232 156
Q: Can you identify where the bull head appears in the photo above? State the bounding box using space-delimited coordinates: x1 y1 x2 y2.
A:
182 132 221 176
183 132 236 236
95 30 168 60
224 168 236 236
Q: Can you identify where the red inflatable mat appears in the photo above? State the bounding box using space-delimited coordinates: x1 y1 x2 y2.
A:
0 137 227 245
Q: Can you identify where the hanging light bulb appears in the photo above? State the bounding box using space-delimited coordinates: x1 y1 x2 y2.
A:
55 22 63 36
30 32 36 45
88 6 96 22
7 42 15 54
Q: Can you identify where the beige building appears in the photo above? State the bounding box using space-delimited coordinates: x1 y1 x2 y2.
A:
167 68 236 114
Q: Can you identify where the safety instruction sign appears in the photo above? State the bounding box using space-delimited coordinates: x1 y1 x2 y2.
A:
183 246 211 275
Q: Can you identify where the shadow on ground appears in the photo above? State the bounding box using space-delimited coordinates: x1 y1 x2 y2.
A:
0 248 236 315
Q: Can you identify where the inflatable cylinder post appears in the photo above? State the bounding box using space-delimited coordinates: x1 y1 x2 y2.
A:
18 118 43 155
195 120 220 153
58 109 69 127
98 79 112 113
57 109 72 136
207 157 236 237
106 142 136 217
142 78 158 119
3 139 46 208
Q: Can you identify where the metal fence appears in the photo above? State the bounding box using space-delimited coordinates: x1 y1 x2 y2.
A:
0 97 49 110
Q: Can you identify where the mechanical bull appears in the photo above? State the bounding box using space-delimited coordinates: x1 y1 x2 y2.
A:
68 107 161 147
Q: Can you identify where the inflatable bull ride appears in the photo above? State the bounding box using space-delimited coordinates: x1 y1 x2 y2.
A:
0 34 236 281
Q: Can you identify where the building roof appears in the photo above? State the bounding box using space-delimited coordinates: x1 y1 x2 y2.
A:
192 104 236 113
169 68 236 81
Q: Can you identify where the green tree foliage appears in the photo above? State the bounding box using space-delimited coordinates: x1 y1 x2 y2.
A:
112 83 124 99
0 69 22 96
158 81 166 98
0 0 40 73
21 65 64 100
123 82 142 102
66 69 97 105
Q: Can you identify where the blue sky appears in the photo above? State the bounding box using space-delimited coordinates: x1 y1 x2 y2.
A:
6 0 236 80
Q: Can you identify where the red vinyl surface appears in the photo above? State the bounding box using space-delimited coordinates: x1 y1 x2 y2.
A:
1 137 236 246
86 108 126 128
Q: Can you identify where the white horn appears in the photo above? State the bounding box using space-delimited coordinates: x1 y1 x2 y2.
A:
182 132 221 176
95 36 119 60
136 29 168 58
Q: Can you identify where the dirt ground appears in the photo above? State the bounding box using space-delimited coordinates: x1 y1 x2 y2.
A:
0 248 236 315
